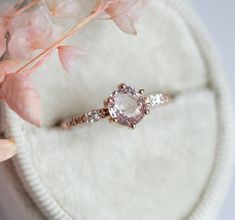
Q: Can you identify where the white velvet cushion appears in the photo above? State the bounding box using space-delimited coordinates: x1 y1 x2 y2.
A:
3 0 234 220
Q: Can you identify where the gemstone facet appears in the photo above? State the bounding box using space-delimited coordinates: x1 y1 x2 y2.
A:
107 85 148 128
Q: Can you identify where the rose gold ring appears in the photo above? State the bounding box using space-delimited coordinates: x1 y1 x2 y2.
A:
59 83 171 129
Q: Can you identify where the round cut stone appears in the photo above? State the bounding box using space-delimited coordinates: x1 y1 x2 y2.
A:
147 94 164 106
85 110 101 123
107 86 147 128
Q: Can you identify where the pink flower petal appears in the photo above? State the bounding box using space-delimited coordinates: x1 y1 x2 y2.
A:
8 8 59 59
30 6 52 29
8 12 31 34
0 74 41 126
28 7 53 48
0 59 20 82
52 0 82 18
8 24 52 59
0 2 16 17
58 45 86 73
0 139 17 162
106 0 148 35
0 20 6 57
39 24 63 48
8 27 35 59
43 0 57 12
107 0 137 17
93 0 113 16
113 15 137 35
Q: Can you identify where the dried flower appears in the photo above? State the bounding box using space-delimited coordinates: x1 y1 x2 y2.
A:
0 0 148 162
0 73 41 126
106 0 148 35
44 0 82 18
0 139 17 162
58 45 86 73
8 7 62 59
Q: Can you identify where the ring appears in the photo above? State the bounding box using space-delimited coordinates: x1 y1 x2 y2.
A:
60 83 171 129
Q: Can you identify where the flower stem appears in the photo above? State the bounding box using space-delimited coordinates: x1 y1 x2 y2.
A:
16 12 99 75
12 0 39 17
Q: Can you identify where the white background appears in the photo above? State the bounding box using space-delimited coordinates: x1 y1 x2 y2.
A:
189 0 235 219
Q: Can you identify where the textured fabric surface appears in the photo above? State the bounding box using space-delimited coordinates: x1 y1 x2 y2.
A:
25 90 217 220
3 0 230 219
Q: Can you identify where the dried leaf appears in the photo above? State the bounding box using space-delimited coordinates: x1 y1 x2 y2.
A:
113 15 137 35
0 59 20 82
58 45 86 73
43 0 57 12
7 12 31 34
8 26 37 59
93 0 113 16
0 139 17 162
52 0 82 18
8 7 54 60
0 74 41 126
105 0 147 35
0 20 6 57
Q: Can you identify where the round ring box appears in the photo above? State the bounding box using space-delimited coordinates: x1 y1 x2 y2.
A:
2 0 234 219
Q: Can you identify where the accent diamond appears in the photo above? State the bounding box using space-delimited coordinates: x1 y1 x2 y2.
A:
146 94 165 107
85 110 101 123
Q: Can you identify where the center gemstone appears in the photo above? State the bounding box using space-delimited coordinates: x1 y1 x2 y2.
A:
107 85 147 128
113 93 141 118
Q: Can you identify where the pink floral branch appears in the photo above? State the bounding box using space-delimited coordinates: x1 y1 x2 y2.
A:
16 1 109 76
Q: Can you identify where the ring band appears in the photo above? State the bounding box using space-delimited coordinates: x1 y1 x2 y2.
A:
60 83 171 129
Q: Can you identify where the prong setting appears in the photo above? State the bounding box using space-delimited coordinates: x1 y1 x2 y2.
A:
107 97 113 103
118 83 127 90
108 117 118 123
145 109 150 115
104 97 113 106
113 118 118 123
131 124 136 129
139 89 144 94
103 100 108 106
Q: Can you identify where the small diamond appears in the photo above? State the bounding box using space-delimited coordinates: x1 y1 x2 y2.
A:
147 94 164 106
85 110 101 123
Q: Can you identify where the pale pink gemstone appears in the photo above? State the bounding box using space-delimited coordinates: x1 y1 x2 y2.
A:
108 86 147 128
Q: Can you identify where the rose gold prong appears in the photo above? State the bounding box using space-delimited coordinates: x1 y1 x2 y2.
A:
145 109 150 115
113 118 118 123
131 124 136 129
103 100 108 106
107 97 113 103
104 97 113 106
109 118 118 123
118 83 126 90
144 97 149 102
139 89 144 94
